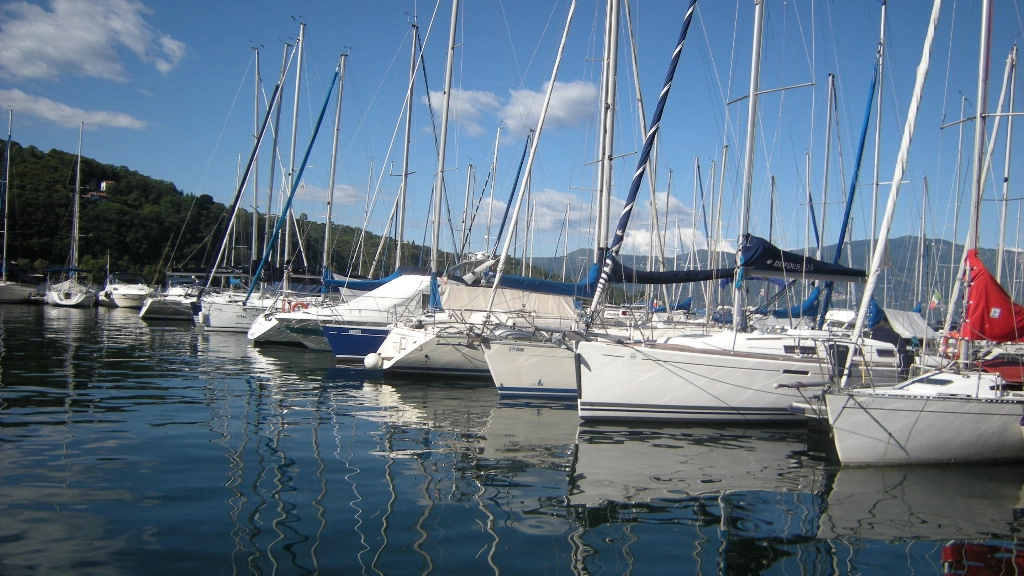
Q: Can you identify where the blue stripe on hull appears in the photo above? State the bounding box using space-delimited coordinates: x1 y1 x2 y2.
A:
384 365 492 379
322 326 389 360
496 386 577 398
577 402 803 423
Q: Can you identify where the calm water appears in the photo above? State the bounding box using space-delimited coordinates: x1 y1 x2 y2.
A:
1 304 1022 575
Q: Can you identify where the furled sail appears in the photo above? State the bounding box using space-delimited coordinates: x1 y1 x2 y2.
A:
738 235 867 283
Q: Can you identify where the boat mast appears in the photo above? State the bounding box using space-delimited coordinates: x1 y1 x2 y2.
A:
584 0 698 326
996 44 1016 283
840 0 942 388
818 73 835 261
397 20 417 269
283 22 305 292
943 0 991 333
263 42 291 267
485 124 501 257
487 0 577 313
733 0 765 333
870 0 886 261
2 108 10 282
430 0 458 278
323 52 348 280
250 47 261 276
71 121 83 273
593 0 620 263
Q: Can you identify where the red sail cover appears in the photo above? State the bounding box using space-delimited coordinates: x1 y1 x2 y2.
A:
962 249 1024 342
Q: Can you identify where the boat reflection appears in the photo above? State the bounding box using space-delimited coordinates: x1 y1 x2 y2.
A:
822 464 1024 541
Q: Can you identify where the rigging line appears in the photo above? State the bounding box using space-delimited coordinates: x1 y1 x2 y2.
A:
586 0 698 326
348 14 441 278
495 0 523 82
458 164 493 256
188 52 257 201
699 2 742 174
342 26 408 170
245 66 341 304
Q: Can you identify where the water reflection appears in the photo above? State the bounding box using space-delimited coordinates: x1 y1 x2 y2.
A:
2 304 1024 575
822 465 1024 541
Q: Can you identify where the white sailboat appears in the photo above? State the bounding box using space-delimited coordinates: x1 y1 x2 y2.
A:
821 0 1024 466
44 122 97 308
0 109 38 303
575 0 899 424
251 270 429 354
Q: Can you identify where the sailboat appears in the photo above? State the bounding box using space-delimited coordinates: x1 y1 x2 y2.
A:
575 0 901 424
820 0 1024 466
825 248 1024 465
0 109 38 303
369 0 625 379
43 122 97 308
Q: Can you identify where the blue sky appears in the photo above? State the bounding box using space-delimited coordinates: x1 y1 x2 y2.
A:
1 0 1021 267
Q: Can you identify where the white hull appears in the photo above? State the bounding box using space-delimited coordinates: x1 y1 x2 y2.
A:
577 338 829 423
249 308 334 350
98 289 152 308
483 324 714 398
43 279 97 308
252 274 431 353
378 324 490 378
483 338 578 397
201 299 267 332
0 281 37 303
825 371 1024 465
97 275 153 308
139 296 196 322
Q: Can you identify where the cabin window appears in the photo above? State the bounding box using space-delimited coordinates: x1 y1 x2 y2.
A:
783 345 817 356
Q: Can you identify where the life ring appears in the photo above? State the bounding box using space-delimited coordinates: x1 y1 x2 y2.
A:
290 302 309 313
940 330 961 360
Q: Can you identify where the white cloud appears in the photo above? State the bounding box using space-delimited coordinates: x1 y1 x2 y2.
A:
0 0 185 82
422 80 598 139
423 88 501 137
0 88 147 129
499 80 598 133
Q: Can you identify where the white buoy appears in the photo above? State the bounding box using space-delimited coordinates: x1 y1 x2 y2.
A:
364 352 383 370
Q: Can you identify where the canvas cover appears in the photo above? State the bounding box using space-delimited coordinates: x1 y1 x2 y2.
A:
881 307 940 341
738 234 866 283
441 283 578 323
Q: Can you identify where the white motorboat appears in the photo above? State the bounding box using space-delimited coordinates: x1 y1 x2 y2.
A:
97 272 153 308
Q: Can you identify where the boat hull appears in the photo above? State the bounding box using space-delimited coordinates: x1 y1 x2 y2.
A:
483 339 577 398
0 281 37 303
576 339 828 423
323 324 390 361
378 325 490 378
139 297 197 322
43 279 97 308
825 388 1024 465
201 300 264 332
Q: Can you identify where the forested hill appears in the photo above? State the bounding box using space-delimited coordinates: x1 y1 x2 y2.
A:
2 141 427 285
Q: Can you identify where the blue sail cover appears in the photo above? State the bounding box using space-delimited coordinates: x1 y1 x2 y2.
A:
610 259 735 285
491 258 734 299
494 263 602 298
769 286 822 318
739 235 866 283
651 297 693 312
321 266 428 292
